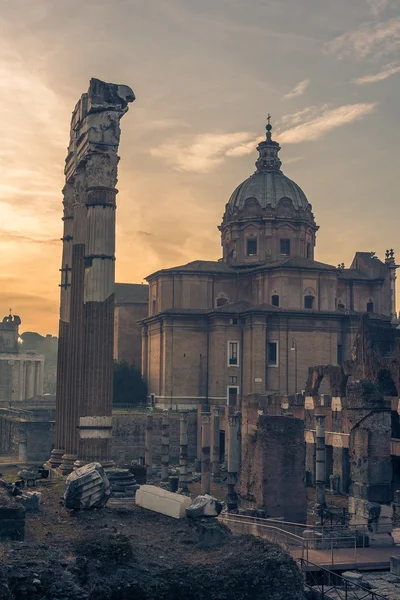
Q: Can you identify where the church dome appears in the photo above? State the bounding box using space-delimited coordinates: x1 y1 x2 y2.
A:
227 117 310 212
228 170 308 211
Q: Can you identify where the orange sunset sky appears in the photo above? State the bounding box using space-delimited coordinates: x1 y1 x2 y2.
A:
1 0 399 335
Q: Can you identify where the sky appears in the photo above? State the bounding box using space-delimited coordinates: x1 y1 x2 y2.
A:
0 0 399 335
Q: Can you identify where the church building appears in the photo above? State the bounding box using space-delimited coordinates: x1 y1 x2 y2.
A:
140 121 397 409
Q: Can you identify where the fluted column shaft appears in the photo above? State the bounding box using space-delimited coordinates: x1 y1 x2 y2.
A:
201 413 211 495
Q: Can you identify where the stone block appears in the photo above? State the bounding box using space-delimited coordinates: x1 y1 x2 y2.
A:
369 532 394 547
342 572 363 586
0 506 25 541
186 495 223 519
17 491 41 511
64 462 110 509
390 556 400 576
135 484 192 519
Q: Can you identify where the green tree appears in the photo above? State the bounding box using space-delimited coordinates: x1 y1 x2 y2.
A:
113 360 147 406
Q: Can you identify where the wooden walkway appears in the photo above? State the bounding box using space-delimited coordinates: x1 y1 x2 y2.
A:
292 543 400 571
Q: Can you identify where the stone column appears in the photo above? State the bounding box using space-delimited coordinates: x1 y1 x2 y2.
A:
61 174 86 474
18 430 27 463
145 413 153 480
315 414 326 509
48 183 74 470
197 404 203 461
26 362 35 399
226 413 241 511
161 410 170 482
179 412 189 494
211 406 220 481
76 80 135 468
18 361 24 401
251 317 267 396
201 413 211 495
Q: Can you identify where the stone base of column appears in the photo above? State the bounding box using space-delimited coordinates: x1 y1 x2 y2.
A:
73 458 115 470
59 454 78 475
46 448 65 470
226 473 238 512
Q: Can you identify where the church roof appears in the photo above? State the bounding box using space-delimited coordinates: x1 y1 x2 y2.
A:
227 118 309 212
259 256 337 272
228 170 309 211
115 283 149 304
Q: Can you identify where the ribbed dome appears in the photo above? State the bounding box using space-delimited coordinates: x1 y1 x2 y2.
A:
228 170 309 211
227 117 309 212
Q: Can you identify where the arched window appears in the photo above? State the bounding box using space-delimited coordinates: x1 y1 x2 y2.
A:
367 301 374 313
304 296 314 309
216 293 229 308
271 295 280 307
246 238 258 256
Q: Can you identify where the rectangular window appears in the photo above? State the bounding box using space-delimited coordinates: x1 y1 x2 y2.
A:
229 375 238 384
306 243 311 259
246 238 258 256
267 341 278 366
4 339 11 347
304 296 314 309
229 318 238 325
280 239 290 256
337 344 343 365
227 386 239 407
228 341 239 366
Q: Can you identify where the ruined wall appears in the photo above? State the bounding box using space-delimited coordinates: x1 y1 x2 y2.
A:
111 411 198 463
238 414 307 523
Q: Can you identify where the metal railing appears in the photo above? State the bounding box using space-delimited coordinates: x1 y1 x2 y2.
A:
300 559 388 599
219 514 359 564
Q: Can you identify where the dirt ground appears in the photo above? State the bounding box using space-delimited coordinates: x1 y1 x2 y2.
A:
0 464 305 600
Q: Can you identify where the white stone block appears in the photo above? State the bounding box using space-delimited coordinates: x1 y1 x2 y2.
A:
135 485 192 519
390 556 400 576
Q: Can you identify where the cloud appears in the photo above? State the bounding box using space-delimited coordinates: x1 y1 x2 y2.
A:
326 17 400 59
150 131 256 173
367 0 390 15
282 79 310 100
0 231 59 245
352 62 400 84
277 103 377 144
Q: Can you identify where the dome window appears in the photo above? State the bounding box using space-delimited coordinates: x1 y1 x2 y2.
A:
271 295 280 307
304 296 314 309
216 293 229 308
306 243 311 259
367 301 374 313
246 238 258 256
280 239 291 256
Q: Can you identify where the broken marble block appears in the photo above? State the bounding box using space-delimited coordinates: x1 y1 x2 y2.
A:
106 468 137 496
186 494 223 519
17 491 41 511
64 463 110 509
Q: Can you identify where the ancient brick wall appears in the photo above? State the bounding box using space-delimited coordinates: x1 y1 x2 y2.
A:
238 415 307 523
111 411 197 464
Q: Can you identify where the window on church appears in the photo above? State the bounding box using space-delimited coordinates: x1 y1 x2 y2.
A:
227 386 239 407
367 301 374 313
337 344 343 364
228 341 239 366
246 238 258 256
229 375 238 384
280 239 290 256
4 338 11 347
306 243 311 259
271 295 280 307
217 297 229 307
152 299 156 314
304 296 314 309
267 341 278 366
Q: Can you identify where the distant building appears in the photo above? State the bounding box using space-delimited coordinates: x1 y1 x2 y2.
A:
114 283 149 369
138 121 397 409
0 312 44 403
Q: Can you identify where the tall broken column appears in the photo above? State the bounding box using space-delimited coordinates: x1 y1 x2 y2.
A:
211 406 220 481
226 413 241 511
201 413 211 495
161 411 170 482
179 412 189 495
48 79 135 472
315 414 326 509
145 413 153 481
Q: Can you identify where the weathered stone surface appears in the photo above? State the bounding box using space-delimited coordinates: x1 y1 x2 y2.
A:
106 468 137 496
342 571 363 586
0 506 25 541
64 463 110 509
194 518 231 548
186 494 223 519
391 556 400 576
136 484 192 519
16 491 41 511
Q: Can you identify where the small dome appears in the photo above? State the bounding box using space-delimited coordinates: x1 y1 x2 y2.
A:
228 170 309 211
